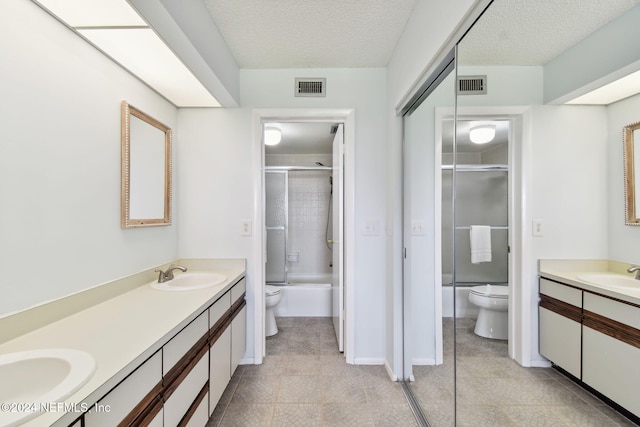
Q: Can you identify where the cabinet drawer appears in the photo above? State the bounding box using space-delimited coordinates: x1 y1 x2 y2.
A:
85 351 161 426
164 312 208 374
539 278 582 306
584 293 640 330
164 351 209 427
583 327 640 416
539 307 581 378
231 278 246 303
210 291 231 328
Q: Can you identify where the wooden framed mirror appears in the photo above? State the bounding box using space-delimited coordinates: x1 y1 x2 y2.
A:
121 101 172 228
624 121 640 225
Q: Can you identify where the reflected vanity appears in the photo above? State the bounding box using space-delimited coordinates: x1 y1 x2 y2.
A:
624 121 640 225
121 101 172 228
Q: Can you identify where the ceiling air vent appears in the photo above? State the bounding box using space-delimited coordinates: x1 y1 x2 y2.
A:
457 75 487 95
295 78 326 97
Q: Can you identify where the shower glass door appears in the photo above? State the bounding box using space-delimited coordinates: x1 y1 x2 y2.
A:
265 171 287 284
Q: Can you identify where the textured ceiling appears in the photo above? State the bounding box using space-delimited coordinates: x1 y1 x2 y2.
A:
203 0 418 68
265 122 336 155
459 0 640 65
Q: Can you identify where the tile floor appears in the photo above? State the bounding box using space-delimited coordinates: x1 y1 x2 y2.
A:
207 317 637 427
413 318 638 426
207 317 416 426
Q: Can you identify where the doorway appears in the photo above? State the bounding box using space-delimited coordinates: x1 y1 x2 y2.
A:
253 110 355 364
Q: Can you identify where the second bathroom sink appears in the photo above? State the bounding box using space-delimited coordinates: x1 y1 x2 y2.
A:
576 273 640 291
150 271 227 291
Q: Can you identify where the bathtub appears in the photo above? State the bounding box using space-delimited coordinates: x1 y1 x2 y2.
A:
272 273 332 317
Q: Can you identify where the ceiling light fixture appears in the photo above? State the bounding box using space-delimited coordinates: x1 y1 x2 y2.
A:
264 127 282 146
33 0 220 107
469 124 496 144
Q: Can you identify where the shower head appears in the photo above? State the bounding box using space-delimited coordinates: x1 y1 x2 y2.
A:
315 162 325 166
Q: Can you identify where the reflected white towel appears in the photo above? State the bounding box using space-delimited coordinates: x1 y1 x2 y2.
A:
470 225 492 263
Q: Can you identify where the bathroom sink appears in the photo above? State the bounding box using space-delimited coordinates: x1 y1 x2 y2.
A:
0 348 95 426
576 273 640 291
150 271 227 291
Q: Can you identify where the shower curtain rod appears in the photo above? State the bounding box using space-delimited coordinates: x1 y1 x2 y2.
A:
265 166 332 171
441 164 508 171
456 226 508 230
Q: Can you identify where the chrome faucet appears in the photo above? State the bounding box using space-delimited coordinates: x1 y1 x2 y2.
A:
154 264 188 283
626 265 640 279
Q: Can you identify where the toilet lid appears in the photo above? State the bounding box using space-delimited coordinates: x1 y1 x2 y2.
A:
265 285 281 296
469 285 509 298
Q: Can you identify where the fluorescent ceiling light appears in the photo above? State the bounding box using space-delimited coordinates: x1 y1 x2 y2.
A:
34 0 146 27
33 0 221 107
264 128 282 146
469 125 496 144
566 69 640 105
79 28 220 107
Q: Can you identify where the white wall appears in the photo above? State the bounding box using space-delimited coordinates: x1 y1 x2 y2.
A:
177 68 388 362
0 0 178 317
607 93 640 263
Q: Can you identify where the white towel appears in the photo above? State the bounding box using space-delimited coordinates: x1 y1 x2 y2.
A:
470 225 492 263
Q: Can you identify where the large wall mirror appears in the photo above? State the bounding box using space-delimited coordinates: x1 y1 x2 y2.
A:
121 101 172 228
624 121 640 225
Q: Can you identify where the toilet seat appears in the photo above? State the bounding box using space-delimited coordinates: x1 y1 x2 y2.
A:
265 285 281 296
469 285 508 298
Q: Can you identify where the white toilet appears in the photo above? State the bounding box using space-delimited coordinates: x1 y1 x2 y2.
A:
468 284 509 340
265 285 282 337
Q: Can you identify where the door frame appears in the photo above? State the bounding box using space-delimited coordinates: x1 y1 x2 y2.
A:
433 105 533 366
252 108 356 364
402 105 533 375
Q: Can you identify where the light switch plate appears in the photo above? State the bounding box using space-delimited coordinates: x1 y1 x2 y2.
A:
240 219 252 236
363 219 380 235
412 220 426 235
533 219 544 236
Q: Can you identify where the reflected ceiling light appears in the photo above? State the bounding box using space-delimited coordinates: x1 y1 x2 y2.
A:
469 124 496 144
33 0 220 107
264 127 282 146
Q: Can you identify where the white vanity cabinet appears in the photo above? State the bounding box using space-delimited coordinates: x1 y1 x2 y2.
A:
539 274 640 420
84 350 163 426
77 275 247 427
538 278 583 378
582 293 640 416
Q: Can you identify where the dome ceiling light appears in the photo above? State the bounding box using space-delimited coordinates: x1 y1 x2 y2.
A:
469 124 496 144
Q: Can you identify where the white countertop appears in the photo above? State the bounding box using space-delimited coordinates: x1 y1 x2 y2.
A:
539 259 640 306
0 259 245 427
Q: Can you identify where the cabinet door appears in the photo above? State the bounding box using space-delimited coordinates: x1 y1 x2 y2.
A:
164 351 209 426
85 351 161 426
210 328 231 414
539 307 581 378
185 388 210 427
231 305 247 376
583 327 640 416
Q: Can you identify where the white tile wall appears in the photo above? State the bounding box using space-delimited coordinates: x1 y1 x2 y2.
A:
287 171 333 279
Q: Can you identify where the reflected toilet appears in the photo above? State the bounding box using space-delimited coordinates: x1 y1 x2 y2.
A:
468 284 509 340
